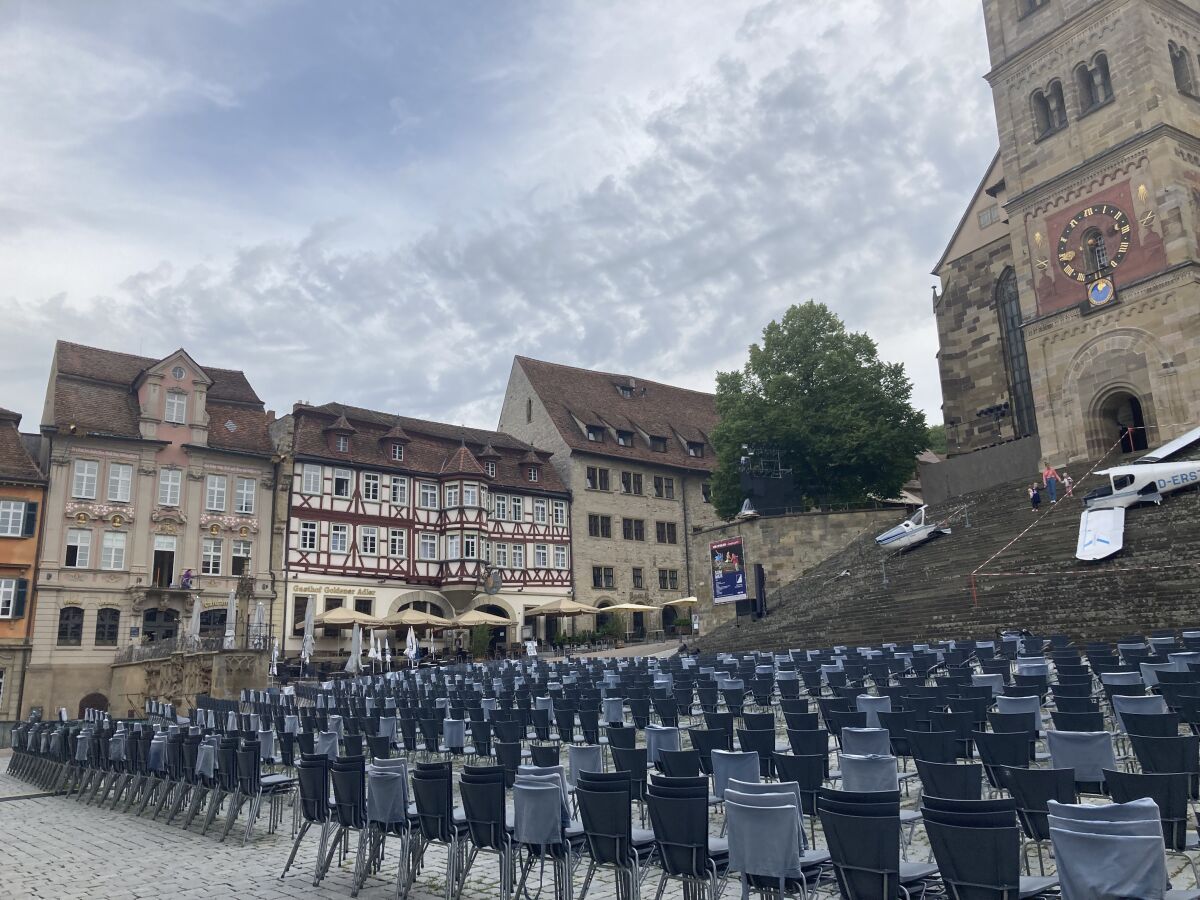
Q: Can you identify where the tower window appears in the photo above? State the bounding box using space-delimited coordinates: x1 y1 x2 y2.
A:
1018 0 1047 17
1084 229 1109 273
995 268 1037 440
526 397 532 423
1075 53 1113 114
1169 42 1196 96
1032 81 1067 139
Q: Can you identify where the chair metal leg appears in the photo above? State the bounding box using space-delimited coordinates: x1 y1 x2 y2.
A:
281 819 312 879
220 789 245 842
200 787 225 835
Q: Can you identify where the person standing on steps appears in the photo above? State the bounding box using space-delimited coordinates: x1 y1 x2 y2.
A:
1028 482 1041 511
1062 471 1074 497
1042 461 1060 504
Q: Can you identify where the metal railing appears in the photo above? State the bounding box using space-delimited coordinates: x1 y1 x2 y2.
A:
114 623 278 664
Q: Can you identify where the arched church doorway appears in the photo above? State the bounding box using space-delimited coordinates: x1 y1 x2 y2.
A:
79 692 109 718
1092 389 1151 456
476 603 511 654
661 605 678 635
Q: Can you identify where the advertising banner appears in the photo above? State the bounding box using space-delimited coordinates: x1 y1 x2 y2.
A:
710 536 749 604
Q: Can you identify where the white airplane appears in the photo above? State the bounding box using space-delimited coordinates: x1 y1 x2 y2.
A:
875 505 951 552
1076 507 1125 561
1083 460 1200 510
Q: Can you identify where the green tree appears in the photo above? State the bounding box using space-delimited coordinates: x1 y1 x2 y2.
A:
469 624 491 660
925 424 948 454
711 301 927 517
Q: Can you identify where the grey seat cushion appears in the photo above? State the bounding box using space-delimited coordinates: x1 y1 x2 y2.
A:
1019 875 1058 898
899 861 938 883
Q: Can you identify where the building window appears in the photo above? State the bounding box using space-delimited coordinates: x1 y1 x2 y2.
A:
389 529 407 558
165 391 187 424
585 466 610 491
1018 0 1047 17
232 539 252 575
330 524 349 554
534 499 547 524
658 568 680 590
57 607 84 646
302 464 323 494
1170 42 1196 96
391 476 409 505
299 521 317 551
620 471 643 495
554 545 568 569
463 533 477 558
511 544 525 568
655 521 678 544
322 597 343 637
95 608 120 647
1031 81 1067 138
649 436 667 452
72 460 98 499
586 425 604 442
0 579 21 617
653 476 676 499
494 494 508 520
360 526 378 556
588 514 612 538
205 475 227 512
445 484 460 507
977 204 1001 229
101 531 126 570
107 463 133 502
494 543 509 567
617 385 633 399
391 442 405 461
65 529 91 567
528 466 539 483
995 268 1038 439
232 477 255 514
418 532 438 560
687 441 705 458
0 500 25 537
1075 52 1113 114
332 468 352 498
362 473 381 501
157 469 181 507
510 496 523 521
446 534 461 559
335 434 349 452
463 484 478 506
419 482 438 509
354 596 373 616
592 566 615 589
201 537 222 575
1084 228 1109 273
622 518 645 541
534 544 548 568
484 461 497 478
552 501 567 526
292 595 310 634
702 482 712 503
616 430 633 446
632 567 644 590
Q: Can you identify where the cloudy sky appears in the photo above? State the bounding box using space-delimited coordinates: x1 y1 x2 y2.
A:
1 0 997 431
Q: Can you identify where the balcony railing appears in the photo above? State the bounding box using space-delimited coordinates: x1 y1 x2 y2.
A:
114 623 277 664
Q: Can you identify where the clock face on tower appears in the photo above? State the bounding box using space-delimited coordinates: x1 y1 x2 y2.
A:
1056 203 1132 283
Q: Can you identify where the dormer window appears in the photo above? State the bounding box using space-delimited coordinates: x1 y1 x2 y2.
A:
485 461 497 478
391 443 404 462
649 436 667 453
336 435 349 452
586 425 604 442
165 391 187 425
171 366 185 380
616 385 633 399
687 441 704 458
617 431 633 447
528 467 539 483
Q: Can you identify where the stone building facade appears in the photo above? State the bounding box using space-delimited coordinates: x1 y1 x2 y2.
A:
25 342 277 718
0 408 45 722
272 403 573 655
499 357 720 638
935 0 1200 463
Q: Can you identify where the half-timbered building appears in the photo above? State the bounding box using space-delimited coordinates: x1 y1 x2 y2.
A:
273 403 572 654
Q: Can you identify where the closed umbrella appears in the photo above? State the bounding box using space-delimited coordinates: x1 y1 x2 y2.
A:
251 601 265 650
222 590 237 650
404 626 419 665
187 593 203 646
384 638 392 670
301 599 315 664
345 623 362 674
270 637 278 677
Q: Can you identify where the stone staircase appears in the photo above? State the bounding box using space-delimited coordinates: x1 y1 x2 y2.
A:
696 455 1200 653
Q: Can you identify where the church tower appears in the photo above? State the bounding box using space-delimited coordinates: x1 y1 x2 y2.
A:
937 0 1200 462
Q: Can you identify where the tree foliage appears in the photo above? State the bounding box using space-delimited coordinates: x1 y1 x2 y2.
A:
711 301 927 517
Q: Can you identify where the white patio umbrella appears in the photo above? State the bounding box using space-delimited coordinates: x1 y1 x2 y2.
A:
269 637 279 677
251 600 265 650
368 631 381 661
384 638 392 669
301 599 315 664
345 623 362 674
404 626 420 665
222 590 237 650
187 593 203 646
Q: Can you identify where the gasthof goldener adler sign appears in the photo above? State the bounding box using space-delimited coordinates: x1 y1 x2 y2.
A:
710 537 749 604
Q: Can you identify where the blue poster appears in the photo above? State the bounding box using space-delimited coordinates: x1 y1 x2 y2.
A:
710 537 748 604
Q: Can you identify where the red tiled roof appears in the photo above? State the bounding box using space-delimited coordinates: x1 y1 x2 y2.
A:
291 403 568 495
0 410 44 484
47 341 273 456
515 356 717 473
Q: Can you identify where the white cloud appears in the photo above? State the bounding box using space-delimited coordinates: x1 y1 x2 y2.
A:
1 0 995 436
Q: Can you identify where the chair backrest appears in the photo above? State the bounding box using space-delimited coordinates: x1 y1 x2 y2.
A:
646 792 714 878
1046 730 1117 786
904 729 958 763
915 759 983 800
840 754 899 793
575 785 634 865
513 782 565 849
1047 796 1161 824
411 766 454 841
711 749 760 798
925 820 1020 898
1103 768 1191 851
726 800 803 898
659 749 701 778
817 807 902 900
1048 824 1168 900
567 744 603 788
726 779 808 849
1112 694 1168 732
841 727 891 757
999 765 1077 841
